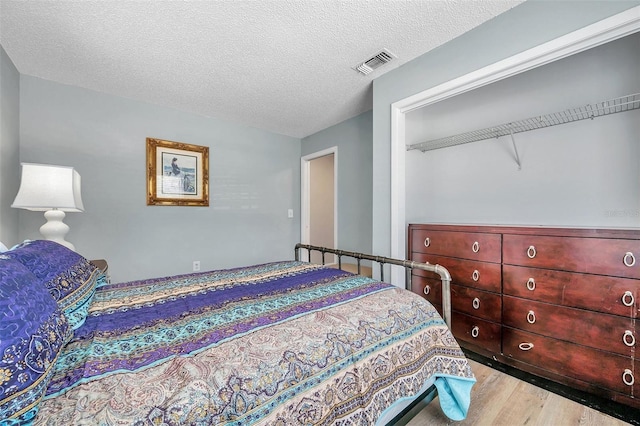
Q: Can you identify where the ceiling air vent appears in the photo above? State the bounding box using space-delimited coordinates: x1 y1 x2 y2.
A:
354 49 396 75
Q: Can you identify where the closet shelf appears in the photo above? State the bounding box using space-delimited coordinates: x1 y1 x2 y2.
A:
407 93 640 153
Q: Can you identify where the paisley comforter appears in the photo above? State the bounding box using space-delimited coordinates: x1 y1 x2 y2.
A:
34 261 475 425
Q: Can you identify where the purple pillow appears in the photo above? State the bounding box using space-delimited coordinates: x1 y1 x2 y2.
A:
6 240 100 332
0 257 70 423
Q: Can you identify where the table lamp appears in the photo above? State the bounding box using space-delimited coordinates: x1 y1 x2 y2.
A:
12 163 84 251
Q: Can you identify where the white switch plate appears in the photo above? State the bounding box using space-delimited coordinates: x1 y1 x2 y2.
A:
288 209 294 218
193 261 201 271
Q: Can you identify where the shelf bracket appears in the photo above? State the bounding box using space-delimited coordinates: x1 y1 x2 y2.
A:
509 129 522 170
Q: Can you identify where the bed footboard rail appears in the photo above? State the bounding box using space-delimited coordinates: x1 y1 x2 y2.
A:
294 243 452 328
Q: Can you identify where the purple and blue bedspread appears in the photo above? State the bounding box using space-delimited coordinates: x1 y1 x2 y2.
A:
35 261 475 425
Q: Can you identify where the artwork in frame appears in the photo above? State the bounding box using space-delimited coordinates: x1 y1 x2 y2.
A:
146 138 209 206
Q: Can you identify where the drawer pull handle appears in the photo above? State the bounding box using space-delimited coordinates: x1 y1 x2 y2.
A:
471 326 479 338
623 252 636 267
472 270 480 282
472 241 480 253
424 237 431 248
423 285 431 295
527 245 537 259
527 310 536 324
622 291 635 307
623 330 636 347
518 342 534 351
526 278 536 291
472 298 480 310
623 369 635 386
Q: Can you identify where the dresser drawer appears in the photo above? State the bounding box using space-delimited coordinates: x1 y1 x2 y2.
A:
410 275 442 309
451 311 501 353
451 285 501 322
503 265 640 317
412 253 501 293
503 327 638 396
410 229 501 263
503 234 640 279
503 296 636 357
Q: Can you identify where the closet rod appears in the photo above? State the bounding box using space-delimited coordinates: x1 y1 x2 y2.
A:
407 93 640 153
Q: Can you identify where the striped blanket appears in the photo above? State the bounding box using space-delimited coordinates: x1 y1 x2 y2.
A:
35 261 475 425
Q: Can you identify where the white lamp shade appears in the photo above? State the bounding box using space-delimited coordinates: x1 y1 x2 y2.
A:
12 163 84 212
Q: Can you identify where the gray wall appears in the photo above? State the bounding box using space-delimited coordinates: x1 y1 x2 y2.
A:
302 110 373 254
372 0 640 257
405 33 639 228
0 45 20 246
18 76 301 282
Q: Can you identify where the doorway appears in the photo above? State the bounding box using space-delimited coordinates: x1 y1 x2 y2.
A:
301 147 337 264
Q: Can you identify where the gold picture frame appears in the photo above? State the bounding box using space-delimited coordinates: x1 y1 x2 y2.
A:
146 138 209 206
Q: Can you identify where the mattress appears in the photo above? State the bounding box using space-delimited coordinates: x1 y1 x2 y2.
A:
33 260 475 424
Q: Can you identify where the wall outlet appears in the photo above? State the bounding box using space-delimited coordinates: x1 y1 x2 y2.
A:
192 261 201 272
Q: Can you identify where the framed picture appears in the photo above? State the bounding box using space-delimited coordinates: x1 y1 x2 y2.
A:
146 138 209 206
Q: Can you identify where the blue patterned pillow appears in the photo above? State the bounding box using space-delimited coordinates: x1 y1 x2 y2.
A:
6 240 100 332
0 257 70 424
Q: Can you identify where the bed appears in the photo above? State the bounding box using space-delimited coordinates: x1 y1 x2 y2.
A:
0 240 475 425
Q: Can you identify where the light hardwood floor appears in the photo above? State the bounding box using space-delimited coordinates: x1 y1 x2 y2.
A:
395 360 631 426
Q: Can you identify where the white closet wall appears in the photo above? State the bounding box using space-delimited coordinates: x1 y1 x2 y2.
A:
404 32 640 228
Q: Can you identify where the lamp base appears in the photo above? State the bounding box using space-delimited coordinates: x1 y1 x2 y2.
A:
40 209 76 251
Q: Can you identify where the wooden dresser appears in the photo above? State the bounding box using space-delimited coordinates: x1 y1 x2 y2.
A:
408 224 640 408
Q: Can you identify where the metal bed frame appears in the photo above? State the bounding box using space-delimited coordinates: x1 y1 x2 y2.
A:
294 243 452 328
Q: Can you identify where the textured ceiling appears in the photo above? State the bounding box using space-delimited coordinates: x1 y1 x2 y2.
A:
0 0 524 138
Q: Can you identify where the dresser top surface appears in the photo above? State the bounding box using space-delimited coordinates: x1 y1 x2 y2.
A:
408 223 640 239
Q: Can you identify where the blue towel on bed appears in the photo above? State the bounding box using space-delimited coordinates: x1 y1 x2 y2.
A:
434 376 475 420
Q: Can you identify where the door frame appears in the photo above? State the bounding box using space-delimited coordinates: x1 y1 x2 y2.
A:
301 147 338 253
388 7 640 286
